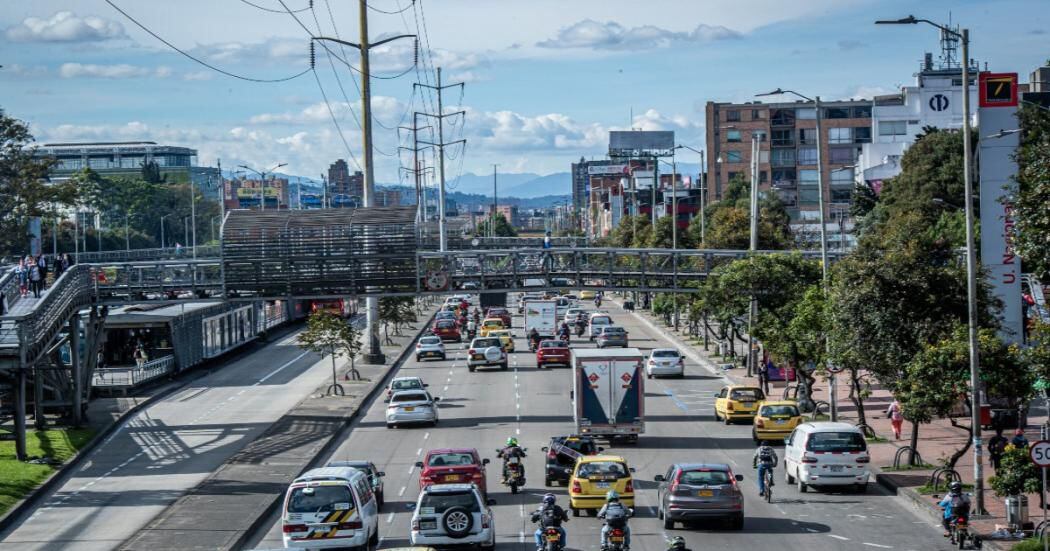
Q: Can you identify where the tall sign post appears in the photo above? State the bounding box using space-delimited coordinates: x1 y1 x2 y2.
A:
1029 440 1050 551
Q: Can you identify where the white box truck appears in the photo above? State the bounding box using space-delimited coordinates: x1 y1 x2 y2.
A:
524 298 559 337
571 348 646 443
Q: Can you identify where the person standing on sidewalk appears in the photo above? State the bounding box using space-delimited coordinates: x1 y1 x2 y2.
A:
886 398 904 440
1011 428 1029 449
28 259 42 298
988 428 1008 472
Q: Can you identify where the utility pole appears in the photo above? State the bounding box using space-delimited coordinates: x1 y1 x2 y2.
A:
492 164 498 237
416 68 466 251
321 174 328 208
747 134 760 378
399 113 434 238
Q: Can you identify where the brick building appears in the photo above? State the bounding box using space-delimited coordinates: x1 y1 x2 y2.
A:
327 159 364 200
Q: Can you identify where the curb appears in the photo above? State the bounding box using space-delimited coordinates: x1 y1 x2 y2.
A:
227 310 435 551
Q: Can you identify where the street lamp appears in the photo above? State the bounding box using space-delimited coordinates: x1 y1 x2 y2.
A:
876 14 984 514
675 144 705 245
238 163 287 211
160 214 171 250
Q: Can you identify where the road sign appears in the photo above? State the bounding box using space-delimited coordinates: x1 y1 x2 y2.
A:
1030 440 1050 467
979 72 1018 108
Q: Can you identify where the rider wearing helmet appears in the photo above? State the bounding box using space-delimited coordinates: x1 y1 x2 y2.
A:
597 491 632 550
938 480 971 537
531 493 569 550
498 437 527 483
752 440 779 496
666 536 690 551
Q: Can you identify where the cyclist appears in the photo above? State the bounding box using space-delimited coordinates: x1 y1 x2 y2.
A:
531 493 568 550
597 491 631 550
752 440 778 497
938 480 971 537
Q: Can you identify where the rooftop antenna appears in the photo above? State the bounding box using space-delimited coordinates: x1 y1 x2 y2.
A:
938 12 960 70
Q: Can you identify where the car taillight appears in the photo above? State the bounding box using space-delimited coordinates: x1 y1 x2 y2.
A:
856 456 870 464
624 479 633 493
468 349 475 355
411 518 420 530
678 358 684 365
416 343 421 348
481 514 490 529
668 477 679 493
801 454 818 464
755 418 765 428
648 360 655 365
283 524 307 533
571 480 582 494
337 521 363 530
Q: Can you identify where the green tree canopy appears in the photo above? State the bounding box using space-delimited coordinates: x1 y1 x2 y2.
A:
476 212 517 237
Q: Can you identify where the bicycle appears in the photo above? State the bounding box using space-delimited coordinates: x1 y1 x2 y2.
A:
762 468 774 503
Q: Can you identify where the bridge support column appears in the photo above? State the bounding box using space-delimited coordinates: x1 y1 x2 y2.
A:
14 367 27 461
33 360 45 430
70 314 82 427
364 297 385 365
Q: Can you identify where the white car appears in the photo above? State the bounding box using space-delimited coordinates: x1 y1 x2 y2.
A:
646 348 685 378
386 390 440 428
387 376 427 399
587 312 613 340
416 336 446 362
409 483 496 549
281 467 380 549
563 307 584 324
784 422 871 493
466 337 508 371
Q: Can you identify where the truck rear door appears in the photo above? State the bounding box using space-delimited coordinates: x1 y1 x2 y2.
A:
577 360 613 428
610 359 644 429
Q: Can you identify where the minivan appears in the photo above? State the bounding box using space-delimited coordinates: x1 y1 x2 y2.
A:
281 466 381 548
783 422 870 493
588 313 613 340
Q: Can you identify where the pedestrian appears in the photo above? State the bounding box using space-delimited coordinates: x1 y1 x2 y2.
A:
175 242 183 257
15 258 28 297
36 254 48 288
886 398 905 440
28 259 42 298
133 345 147 368
988 428 1008 471
54 254 65 279
1011 428 1029 449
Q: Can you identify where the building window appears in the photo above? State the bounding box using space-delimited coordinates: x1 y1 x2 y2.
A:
771 129 794 146
771 109 796 126
727 130 742 143
854 126 872 143
751 109 764 120
772 169 796 188
726 151 743 163
89 158 109 169
726 110 741 122
852 105 872 118
825 107 850 119
829 147 856 165
771 148 796 167
831 167 854 184
59 158 83 170
828 128 851 144
797 147 818 165
799 169 819 185
799 186 820 204
879 120 908 136
796 108 817 120
831 188 853 203
798 128 817 145
727 171 742 182
759 170 768 183
752 130 767 142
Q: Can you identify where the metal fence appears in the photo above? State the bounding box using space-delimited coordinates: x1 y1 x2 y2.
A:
92 354 176 390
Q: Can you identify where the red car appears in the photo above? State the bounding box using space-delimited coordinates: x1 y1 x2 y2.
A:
415 448 490 494
486 307 512 327
536 339 570 368
432 319 461 342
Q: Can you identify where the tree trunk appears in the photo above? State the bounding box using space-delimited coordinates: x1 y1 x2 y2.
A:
946 418 973 473
908 421 921 466
850 368 868 427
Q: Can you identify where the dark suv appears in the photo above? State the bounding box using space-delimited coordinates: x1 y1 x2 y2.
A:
541 435 602 486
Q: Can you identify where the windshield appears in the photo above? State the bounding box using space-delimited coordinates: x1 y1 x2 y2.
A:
391 379 423 391
287 485 355 513
652 350 679 358
483 320 502 327
419 491 480 514
559 438 596 454
420 336 441 345
730 389 764 401
602 327 625 334
590 316 611 325
392 392 428 403
760 405 799 417
806 431 867 452
473 338 500 348
679 470 730 486
427 452 476 466
540 340 567 348
576 461 628 478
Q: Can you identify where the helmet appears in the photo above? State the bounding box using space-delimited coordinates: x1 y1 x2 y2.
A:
760 441 771 447
605 490 620 502
668 536 686 549
542 493 556 506
507 437 519 447
949 481 963 495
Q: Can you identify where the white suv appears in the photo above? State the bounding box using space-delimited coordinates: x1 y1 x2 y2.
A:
467 337 508 371
410 483 496 549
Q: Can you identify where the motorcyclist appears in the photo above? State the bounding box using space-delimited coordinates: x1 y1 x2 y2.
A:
595 295 602 308
466 318 477 339
752 440 778 496
597 491 631 550
531 493 568 550
497 437 527 483
473 308 481 324
938 480 971 537
528 328 541 351
558 322 571 341
666 536 690 551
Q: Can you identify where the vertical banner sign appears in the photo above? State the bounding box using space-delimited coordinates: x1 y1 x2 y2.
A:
978 72 1022 343
28 217 42 257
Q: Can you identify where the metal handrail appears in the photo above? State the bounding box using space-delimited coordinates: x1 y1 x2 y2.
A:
93 355 176 387
76 245 220 263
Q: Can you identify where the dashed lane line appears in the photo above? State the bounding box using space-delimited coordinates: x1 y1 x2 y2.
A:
829 535 850 541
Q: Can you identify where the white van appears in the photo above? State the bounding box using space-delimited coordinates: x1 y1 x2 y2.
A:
587 312 613 340
281 466 381 549
783 422 870 493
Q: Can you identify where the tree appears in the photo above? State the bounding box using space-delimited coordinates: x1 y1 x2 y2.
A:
140 160 166 184
1012 102 1050 278
899 325 1032 471
476 213 517 237
990 445 1041 498
379 297 417 344
297 310 363 393
0 109 79 256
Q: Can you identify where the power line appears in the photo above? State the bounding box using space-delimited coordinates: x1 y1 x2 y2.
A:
367 0 415 15
237 0 312 14
312 68 363 171
105 0 311 83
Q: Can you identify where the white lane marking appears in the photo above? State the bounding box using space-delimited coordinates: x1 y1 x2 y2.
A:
518 531 525 543
386 512 395 524
399 486 407 497
829 535 850 541
407 465 415 474
862 544 892 549
443 385 449 392
516 428 520 435
424 432 430 440
417 448 423 456
257 351 311 383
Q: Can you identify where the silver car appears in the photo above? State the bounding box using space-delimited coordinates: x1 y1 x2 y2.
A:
386 390 440 428
595 326 629 348
646 348 685 378
416 335 447 362
655 463 744 530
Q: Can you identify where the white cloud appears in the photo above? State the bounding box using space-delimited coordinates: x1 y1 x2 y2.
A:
249 96 404 125
191 38 306 63
182 70 214 81
58 63 172 79
5 11 126 43
537 19 740 50
3 64 48 77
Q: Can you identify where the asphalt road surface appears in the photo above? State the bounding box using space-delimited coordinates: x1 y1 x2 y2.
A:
0 329 338 551
248 295 954 551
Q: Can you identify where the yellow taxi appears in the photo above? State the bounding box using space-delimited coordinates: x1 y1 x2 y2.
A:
487 329 515 353
752 400 802 443
713 385 766 425
568 455 635 516
579 290 596 300
478 318 506 337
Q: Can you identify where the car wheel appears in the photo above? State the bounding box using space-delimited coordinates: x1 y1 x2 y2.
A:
369 526 380 546
545 477 553 486
712 407 720 421
797 473 807 493
377 491 384 509
442 506 474 539
571 507 580 517
647 372 653 379
724 414 732 426
752 430 759 444
386 423 394 429
415 355 421 362
855 482 868 494
468 366 476 372
730 514 744 530
785 465 795 485
663 515 674 530
440 354 446 361
500 362 508 370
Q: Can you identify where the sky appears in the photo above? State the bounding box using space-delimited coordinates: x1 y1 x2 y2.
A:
1 0 1048 188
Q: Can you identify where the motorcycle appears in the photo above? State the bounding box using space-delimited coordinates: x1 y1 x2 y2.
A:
949 516 979 549
575 322 586 337
529 335 541 352
542 527 565 551
604 528 628 551
466 328 477 340
498 448 527 494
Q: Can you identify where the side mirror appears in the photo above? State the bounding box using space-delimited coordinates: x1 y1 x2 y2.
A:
654 475 665 482
541 447 549 452
597 447 605 452
377 471 386 477
629 467 636 473
482 458 491 465
487 498 498 506
434 396 441 402
735 474 744 482
523 448 528 452
414 461 424 468
423 383 430 387
406 503 417 511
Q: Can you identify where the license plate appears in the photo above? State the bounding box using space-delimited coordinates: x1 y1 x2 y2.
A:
404 407 415 412
421 521 436 530
610 536 624 543
775 419 785 424
829 465 844 472
698 490 713 497
426 352 438 357
444 475 460 481
546 535 560 542
596 481 610 488
473 354 484 360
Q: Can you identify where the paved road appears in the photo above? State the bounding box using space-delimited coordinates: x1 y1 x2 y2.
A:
248 296 954 551
0 329 338 551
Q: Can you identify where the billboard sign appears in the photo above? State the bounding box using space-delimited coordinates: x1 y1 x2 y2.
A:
587 164 628 175
979 72 1018 108
609 131 674 154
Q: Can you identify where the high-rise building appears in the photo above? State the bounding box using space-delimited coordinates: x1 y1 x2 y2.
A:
327 159 363 201
705 98 873 222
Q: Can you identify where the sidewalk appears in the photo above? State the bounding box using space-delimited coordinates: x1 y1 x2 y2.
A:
622 300 1042 549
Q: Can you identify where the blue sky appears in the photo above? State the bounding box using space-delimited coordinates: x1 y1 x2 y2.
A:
1 0 1047 186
